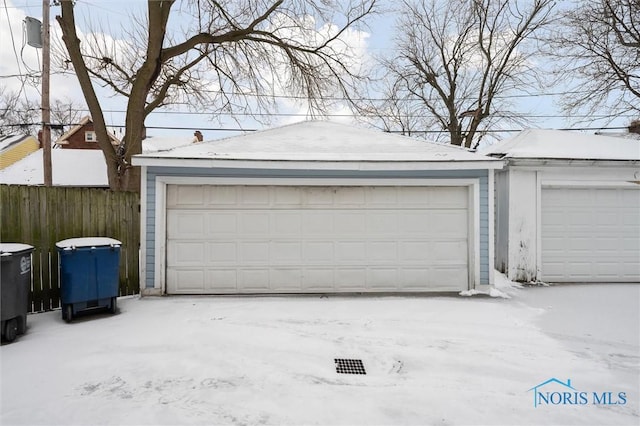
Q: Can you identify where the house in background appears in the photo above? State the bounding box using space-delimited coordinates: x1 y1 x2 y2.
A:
0 134 40 170
483 129 640 283
54 116 120 149
133 120 504 296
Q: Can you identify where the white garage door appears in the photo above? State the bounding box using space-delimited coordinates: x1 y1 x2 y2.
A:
542 187 640 282
165 184 470 294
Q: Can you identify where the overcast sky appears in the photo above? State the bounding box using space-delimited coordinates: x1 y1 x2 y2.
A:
1 0 635 142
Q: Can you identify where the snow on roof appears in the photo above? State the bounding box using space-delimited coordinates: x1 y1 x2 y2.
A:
0 134 32 152
0 148 108 186
482 129 640 161
134 121 500 165
142 136 194 153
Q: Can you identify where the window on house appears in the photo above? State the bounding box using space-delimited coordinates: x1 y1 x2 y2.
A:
85 131 96 142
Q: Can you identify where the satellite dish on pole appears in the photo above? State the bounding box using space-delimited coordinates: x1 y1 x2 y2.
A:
25 17 43 48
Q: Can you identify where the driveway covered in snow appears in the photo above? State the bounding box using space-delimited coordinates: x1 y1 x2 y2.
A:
1 282 638 425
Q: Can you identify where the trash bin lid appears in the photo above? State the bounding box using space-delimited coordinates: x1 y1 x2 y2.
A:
56 237 122 249
0 243 34 256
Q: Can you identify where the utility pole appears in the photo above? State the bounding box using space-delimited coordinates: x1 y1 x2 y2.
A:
42 0 52 186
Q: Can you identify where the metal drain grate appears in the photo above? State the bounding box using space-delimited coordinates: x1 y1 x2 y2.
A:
335 358 366 375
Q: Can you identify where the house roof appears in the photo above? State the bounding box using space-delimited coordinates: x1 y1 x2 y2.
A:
133 121 503 170
142 136 195 153
55 116 120 145
482 129 640 161
0 148 108 186
0 134 34 152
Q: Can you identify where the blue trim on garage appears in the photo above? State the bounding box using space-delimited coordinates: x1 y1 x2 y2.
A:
143 167 490 289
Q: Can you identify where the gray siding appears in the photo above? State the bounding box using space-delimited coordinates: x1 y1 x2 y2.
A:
144 167 491 289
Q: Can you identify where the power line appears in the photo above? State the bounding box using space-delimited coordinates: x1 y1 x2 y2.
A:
1 106 636 121
1 122 631 134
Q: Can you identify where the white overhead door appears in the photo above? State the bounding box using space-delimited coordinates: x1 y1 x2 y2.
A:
165 184 470 294
541 187 640 282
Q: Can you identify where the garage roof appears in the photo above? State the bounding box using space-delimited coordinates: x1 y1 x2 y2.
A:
133 121 503 169
482 129 640 161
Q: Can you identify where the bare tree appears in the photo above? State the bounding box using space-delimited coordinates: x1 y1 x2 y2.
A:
55 0 376 191
545 0 639 120
0 87 83 138
358 0 554 148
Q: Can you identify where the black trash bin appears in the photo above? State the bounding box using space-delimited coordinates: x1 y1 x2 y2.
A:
56 237 121 322
1 243 34 342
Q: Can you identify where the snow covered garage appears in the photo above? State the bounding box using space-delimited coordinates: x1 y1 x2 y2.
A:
133 121 503 295
484 129 640 283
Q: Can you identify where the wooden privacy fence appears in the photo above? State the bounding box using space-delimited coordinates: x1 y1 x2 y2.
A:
1 185 140 312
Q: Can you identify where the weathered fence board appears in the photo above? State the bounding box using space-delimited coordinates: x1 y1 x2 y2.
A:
1 184 140 312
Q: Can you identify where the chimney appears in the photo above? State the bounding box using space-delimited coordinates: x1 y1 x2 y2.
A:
193 130 203 142
628 119 640 135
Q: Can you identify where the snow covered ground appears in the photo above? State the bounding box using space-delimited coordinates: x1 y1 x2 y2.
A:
1 275 638 425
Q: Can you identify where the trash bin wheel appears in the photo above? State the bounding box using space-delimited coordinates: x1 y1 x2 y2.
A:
64 304 73 323
110 297 117 314
4 318 18 342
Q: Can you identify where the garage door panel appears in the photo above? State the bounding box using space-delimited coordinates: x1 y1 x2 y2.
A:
302 269 335 291
366 212 398 234
239 242 269 263
430 211 468 236
399 268 430 290
303 241 334 262
367 187 398 205
367 241 398 260
240 269 270 291
168 242 205 265
367 268 398 290
208 212 237 234
209 242 237 263
302 212 333 235
274 186 303 205
239 212 270 236
432 240 467 262
169 269 205 292
168 212 205 238
208 269 237 292
542 187 640 282
430 267 468 289
426 186 468 208
399 212 432 234
167 185 471 293
272 213 302 235
400 242 430 261
334 211 367 234
207 185 237 205
334 187 366 205
271 241 303 263
335 269 367 290
271 268 302 291
239 187 270 206
336 241 366 261
168 185 205 207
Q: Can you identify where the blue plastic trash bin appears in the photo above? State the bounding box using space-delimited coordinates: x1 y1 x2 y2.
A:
56 237 121 322
1 243 33 342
